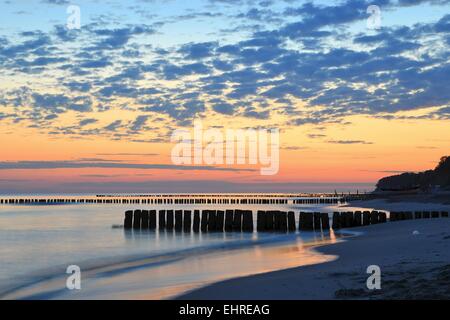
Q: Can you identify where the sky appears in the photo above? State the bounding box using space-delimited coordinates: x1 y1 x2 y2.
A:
0 0 449 194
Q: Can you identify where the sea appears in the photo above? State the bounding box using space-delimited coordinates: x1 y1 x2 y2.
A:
0 193 378 300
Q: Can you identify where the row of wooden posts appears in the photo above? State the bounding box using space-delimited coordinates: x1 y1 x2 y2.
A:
124 209 256 232
0 197 336 205
390 211 449 220
123 209 385 232
124 209 449 232
328 210 448 228
331 211 387 229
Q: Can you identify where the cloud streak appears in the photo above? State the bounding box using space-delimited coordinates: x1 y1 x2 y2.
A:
0 160 256 172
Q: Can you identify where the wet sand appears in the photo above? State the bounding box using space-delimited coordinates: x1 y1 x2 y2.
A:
177 217 450 299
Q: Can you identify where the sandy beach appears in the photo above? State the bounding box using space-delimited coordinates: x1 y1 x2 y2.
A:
177 215 450 300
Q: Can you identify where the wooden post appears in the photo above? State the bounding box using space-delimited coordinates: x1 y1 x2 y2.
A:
280 211 287 232
141 210 149 229
423 211 431 218
313 212 321 231
133 210 142 230
201 210 208 232
257 211 266 232
332 212 340 229
389 211 396 221
379 211 387 223
320 213 330 230
124 210 133 229
370 211 379 224
232 210 242 231
266 211 275 231
193 210 200 232
273 211 281 231
242 210 253 232
362 211 370 225
307 212 314 230
159 210 166 229
354 211 362 227
208 210 217 232
299 212 313 231
216 210 225 232
183 210 191 232
414 211 422 219
225 210 233 232
166 210 174 230
344 212 354 228
338 212 346 228
175 210 183 231
149 210 156 230
288 211 296 232
299 212 305 230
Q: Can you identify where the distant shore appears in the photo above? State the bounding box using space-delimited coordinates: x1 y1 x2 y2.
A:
177 216 450 300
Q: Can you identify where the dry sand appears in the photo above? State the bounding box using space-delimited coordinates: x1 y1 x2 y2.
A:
177 218 450 300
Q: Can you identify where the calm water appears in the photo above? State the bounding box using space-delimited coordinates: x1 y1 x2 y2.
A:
0 199 375 299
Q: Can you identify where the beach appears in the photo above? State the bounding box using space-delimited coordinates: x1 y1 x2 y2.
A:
178 215 450 300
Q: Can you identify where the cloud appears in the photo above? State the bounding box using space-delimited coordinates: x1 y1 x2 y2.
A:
93 26 155 50
0 33 51 58
327 140 374 145
96 153 159 156
0 160 256 172
281 146 308 150
211 101 236 115
242 107 270 119
308 134 326 139
162 62 211 80
78 59 112 69
179 42 217 59
42 0 70 5
130 115 149 131
79 119 98 126
104 120 123 132
32 93 92 112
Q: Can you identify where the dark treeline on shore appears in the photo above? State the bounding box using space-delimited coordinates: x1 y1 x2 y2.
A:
376 156 450 192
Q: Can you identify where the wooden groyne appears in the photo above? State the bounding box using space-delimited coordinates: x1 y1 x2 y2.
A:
331 211 386 229
0 194 344 206
124 209 449 233
389 211 449 221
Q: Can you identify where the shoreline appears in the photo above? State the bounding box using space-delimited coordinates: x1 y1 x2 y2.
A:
176 217 450 300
